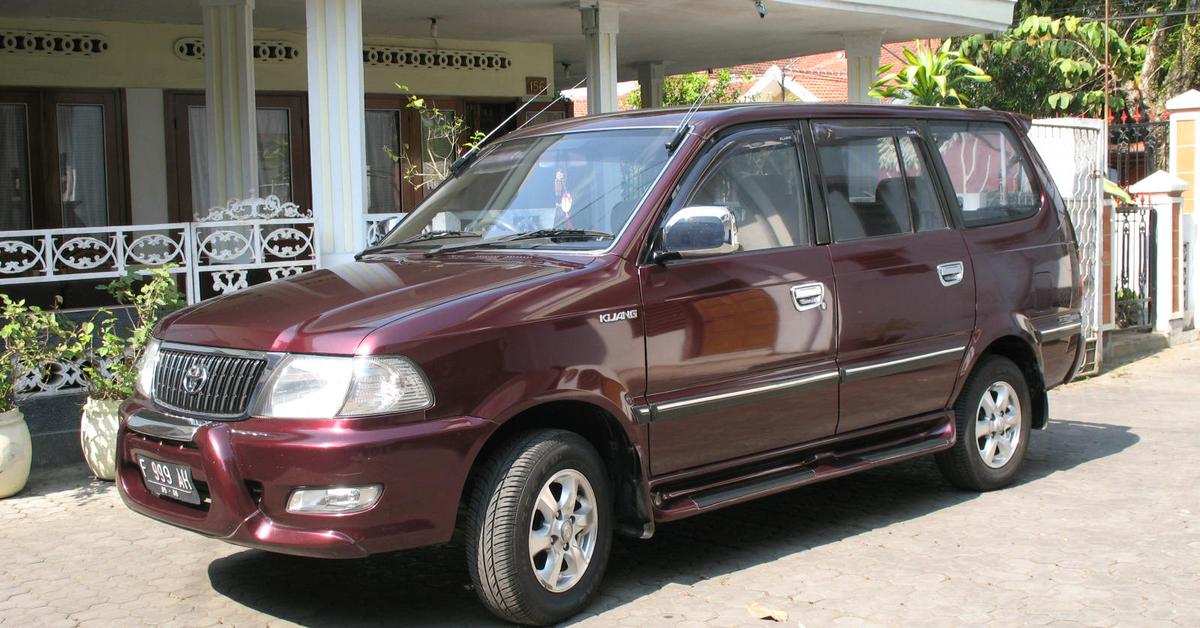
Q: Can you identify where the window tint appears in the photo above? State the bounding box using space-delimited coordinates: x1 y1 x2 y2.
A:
897 136 947 232
928 121 1040 227
683 130 810 252
812 124 911 241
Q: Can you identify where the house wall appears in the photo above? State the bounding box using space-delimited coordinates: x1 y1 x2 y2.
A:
1 17 554 223
0 18 554 97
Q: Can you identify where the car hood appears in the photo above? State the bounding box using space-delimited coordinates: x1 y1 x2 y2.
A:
156 255 583 354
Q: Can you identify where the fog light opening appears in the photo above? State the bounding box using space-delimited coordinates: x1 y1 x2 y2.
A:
286 485 382 514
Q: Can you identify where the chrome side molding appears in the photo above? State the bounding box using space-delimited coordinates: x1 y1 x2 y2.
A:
841 346 966 383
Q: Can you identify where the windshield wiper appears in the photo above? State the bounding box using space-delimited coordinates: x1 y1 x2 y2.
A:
504 228 614 242
356 230 481 258
423 228 614 257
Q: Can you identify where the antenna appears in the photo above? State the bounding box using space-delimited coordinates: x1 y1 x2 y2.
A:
514 76 588 133
665 81 714 152
450 79 553 173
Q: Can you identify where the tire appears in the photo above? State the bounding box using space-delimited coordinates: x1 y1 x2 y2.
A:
464 429 612 626
936 355 1033 491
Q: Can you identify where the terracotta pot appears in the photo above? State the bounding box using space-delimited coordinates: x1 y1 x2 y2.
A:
81 397 122 481
0 407 32 498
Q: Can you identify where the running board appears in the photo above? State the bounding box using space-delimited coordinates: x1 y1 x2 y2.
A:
653 418 954 519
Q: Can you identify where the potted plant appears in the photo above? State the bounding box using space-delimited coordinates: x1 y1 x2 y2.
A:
73 267 184 480
0 295 72 498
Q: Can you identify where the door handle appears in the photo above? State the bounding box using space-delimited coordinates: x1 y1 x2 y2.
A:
937 261 964 287
790 282 826 311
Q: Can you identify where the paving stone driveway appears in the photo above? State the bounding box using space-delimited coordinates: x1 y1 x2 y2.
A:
2 342 1199 627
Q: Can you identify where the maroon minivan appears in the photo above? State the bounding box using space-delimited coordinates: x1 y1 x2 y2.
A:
119 104 1082 625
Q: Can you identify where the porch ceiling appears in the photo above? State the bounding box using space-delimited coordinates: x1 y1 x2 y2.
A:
1 0 1015 82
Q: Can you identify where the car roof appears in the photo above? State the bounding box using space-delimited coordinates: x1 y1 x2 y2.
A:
504 102 1027 141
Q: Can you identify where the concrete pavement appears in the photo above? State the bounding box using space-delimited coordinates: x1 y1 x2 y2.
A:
2 341 1198 626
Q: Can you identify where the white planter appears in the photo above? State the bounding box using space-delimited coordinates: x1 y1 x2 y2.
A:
81 397 122 481
0 407 32 498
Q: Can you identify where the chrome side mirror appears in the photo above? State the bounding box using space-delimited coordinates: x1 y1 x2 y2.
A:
659 205 739 260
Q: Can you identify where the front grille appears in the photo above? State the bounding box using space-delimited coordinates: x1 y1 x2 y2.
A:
153 348 267 418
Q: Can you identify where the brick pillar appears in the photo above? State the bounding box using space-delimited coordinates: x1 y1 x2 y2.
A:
1167 90 1200 329
1129 171 1187 333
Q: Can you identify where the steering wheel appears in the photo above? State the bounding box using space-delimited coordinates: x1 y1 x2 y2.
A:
477 216 521 238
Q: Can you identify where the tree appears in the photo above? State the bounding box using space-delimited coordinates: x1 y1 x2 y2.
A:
959 14 1146 116
960 0 1200 118
626 69 744 108
868 39 992 107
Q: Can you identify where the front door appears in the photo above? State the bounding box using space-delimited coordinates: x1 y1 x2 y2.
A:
809 120 976 434
642 125 839 475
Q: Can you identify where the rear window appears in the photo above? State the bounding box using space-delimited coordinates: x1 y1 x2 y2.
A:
927 121 1041 227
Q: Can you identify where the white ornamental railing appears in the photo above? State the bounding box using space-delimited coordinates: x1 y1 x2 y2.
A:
365 212 407 246
0 195 319 305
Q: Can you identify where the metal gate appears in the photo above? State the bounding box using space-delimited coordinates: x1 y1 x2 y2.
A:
1113 205 1156 329
1028 119 1105 375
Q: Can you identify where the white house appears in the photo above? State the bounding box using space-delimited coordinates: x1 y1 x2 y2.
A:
0 0 1016 303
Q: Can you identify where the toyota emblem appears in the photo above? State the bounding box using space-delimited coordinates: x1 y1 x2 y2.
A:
181 364 209 394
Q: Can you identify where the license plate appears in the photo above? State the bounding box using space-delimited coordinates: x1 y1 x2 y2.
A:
136 455 201 505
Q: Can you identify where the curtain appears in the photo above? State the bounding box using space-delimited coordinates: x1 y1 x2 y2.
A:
56 104 108 228
365 109 402 213
256 108 291 202
187 106 212 217
0 104 31 230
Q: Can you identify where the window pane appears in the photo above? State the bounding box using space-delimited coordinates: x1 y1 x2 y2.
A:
928 121 1040 227
420 110 459 188
897 136 946 232
684 131 809 252
257 108 291 202
57 104 108 227
0 104 31 230
365 109 402 213
187 105 212 215
814 125 911 241
382 128 674 250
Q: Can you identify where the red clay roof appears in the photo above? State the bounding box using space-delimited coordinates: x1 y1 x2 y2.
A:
570 40 938 114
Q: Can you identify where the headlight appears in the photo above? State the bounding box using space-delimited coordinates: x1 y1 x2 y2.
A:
135 339 161 397
255 355 433 419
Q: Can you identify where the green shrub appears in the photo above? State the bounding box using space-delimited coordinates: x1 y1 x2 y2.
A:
0 296 73 413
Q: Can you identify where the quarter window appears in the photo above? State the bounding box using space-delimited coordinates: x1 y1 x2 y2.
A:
681 129 810 252
927 121 1040 227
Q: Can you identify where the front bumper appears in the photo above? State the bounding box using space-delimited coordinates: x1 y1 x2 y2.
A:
117 400 496 558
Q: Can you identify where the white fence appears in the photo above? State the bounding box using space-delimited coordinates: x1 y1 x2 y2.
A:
1029 118 1106 375
0 196 319 305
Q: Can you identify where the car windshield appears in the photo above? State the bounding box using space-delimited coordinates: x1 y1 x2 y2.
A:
375 127 675 252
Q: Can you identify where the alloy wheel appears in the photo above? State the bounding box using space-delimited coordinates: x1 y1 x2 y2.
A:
528 468 598 593
975 381 1023 469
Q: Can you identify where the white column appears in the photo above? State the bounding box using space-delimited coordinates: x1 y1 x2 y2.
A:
843 32 882 104
201 0 258 212
581 2 619 114
306 0 367 266
637 61 664 109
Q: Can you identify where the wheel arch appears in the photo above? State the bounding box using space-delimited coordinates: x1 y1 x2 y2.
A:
458 398 653 538
970 334 1049 429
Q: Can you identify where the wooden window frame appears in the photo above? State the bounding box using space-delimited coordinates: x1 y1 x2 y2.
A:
164 91 311 222
0 87 130 229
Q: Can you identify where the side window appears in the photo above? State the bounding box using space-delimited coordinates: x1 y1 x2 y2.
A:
679 129 810 252
927 121 1040 227
897 136 947 232
812 124 911 241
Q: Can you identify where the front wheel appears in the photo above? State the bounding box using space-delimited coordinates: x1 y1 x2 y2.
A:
936 356 1033 491
464 430 612 625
